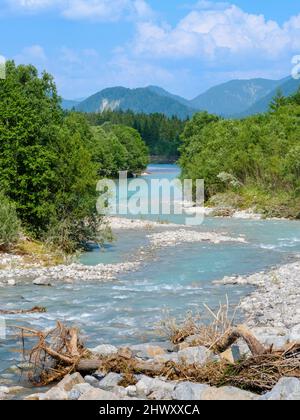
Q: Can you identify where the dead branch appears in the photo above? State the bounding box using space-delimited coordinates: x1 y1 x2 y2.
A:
213 325 266 356
0 306 46 315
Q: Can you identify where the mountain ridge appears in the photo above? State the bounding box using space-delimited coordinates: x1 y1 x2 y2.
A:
62 76 300 118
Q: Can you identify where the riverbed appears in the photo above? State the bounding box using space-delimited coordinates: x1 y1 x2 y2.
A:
1 164 300 392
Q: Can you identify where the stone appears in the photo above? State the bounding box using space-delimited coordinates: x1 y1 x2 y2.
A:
201 386 257 400
68 383 94 400
7 279 16 286
289 324 300 342
154 352 179 364
259 377 300 400
90 344 118 357
173 382 211 400
98 373 122 391
177 346 215 365
24 393 44 401
84 375 100 387
136 376 176 397
33 276 52 286
42 387 69 400
220 346 241 363
129 343 166 359
0 392 6 400
57 372 84 392
126 385 137 397
78 388 118 400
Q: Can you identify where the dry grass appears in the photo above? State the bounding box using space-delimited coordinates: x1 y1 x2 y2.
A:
13 239 67 267
159 299 237 350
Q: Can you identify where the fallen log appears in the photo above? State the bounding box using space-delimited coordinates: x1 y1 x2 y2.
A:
77 357 164 375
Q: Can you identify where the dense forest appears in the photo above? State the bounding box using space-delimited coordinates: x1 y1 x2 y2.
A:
0 62 149 253
85 111 186 160
179 90 300 218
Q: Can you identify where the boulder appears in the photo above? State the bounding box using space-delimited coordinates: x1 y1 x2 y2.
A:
129 343 166 359
136 376 176 398
173 382 210 400
78 388 118 400
42 387 69 400
7 279 16 286
32 276 52 286
84 375 100 387
57 372 85 392
68 383 94 400
125 385 137 397
24 393 44 401
98 373 122 391
173 382 257 400
201 386 257 400
259 377 300 400
177 346 216 365
90 344 118 357
289 324 300 342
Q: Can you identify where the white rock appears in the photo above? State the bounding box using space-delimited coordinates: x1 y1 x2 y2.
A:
289 324 300 342
42 387 69 400
68 383 94 400
84 375 100 387
78 388 118 400
178 346 215 365
90 344 118 357
126 385 137 397
57 372 85 392
136 376 176 397
259 377 300 400
201 386 257 400
33 276 52 286
173 382 210 400
7 279 16 286
98 373 122 391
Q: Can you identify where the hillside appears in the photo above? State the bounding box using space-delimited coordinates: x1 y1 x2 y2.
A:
75 87 196 119
190 79 281 117
61 77 300 119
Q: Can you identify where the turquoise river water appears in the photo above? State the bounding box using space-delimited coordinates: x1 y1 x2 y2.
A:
0 164 300 387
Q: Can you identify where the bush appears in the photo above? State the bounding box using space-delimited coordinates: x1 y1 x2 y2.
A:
0 193 21 250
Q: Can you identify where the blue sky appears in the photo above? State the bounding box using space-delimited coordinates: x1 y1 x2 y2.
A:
1 1 300 99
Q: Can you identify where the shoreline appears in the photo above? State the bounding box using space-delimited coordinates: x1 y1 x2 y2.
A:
1 217 300 400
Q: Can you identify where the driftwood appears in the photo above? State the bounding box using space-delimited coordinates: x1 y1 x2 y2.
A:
0 306 46 315
213 325 266 355
14 320 300 393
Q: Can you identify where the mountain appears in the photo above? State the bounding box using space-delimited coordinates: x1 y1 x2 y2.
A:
61 98 82 110
63 76 300 119
75 86 196 119
238 77 300 117
146 85 192 107
190 79 282 117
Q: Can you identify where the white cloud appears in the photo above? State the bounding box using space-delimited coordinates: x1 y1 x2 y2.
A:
132 5 300 61
15 44 47 63
6 0 153 21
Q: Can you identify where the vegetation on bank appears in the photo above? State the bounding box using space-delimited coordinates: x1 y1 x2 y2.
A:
0 61 149 254
179 90 300 219
86 110 186 160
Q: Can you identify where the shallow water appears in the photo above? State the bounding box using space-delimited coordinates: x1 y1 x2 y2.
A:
1 164 300 388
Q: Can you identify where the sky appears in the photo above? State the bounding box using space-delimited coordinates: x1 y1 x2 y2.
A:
0 0 300 99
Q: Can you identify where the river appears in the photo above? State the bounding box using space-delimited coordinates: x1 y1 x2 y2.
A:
1 164 300 389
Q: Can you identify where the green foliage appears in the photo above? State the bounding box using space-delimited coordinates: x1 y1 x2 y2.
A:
105 124 149 175
0 61 110 252
0 192 21 250
85 110 186 159
179 95 300 218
